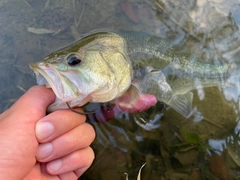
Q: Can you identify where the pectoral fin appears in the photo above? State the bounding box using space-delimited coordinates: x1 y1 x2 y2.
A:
168 92 193 118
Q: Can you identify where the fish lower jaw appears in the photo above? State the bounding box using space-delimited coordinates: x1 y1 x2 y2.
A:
45 83 51 88
47 102 66 113
47 95 90 113
47 97 71 112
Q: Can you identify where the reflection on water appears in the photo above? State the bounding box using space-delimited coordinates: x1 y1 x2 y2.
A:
1 0 240 179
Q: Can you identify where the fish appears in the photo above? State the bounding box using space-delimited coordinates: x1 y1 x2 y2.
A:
29 31 234 119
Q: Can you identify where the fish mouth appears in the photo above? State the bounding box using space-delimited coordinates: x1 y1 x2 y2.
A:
29 62 63 100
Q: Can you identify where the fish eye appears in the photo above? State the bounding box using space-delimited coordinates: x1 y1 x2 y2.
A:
66 53 82 66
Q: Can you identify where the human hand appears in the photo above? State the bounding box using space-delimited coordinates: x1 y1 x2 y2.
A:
0 86 95 180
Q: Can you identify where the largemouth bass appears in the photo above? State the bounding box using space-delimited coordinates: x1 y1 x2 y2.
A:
29 31 233 118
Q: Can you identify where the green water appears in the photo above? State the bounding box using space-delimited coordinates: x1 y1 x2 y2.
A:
1 0 240 179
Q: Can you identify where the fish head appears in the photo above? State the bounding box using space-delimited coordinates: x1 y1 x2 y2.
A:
29 32 132 111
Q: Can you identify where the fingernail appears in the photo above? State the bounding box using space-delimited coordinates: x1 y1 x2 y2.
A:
47 159 62 172
36 143 53 159
36 122 54 140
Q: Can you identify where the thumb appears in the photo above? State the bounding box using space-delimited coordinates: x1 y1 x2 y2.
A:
1 85 55 134
0 85 55 179
4 85 55 119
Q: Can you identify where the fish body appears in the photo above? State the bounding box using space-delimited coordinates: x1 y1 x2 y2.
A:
29 31 232 118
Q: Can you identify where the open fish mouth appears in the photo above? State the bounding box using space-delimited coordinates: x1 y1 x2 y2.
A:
29 62 64 100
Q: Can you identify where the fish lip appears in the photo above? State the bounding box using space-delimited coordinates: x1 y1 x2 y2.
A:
29 62 63 99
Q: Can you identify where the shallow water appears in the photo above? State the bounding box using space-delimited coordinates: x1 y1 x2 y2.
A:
1 0 240 179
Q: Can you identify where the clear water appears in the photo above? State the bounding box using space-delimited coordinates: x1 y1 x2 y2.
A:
1 0 240 179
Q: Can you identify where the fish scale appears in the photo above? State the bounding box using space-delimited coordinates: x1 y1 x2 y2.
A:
30 31 235 118
121 32 230 80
